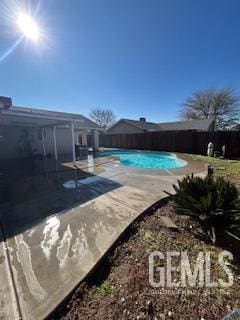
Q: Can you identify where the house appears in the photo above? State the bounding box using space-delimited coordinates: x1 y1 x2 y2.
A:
0 96 100 162
107 118 161 134
107 117 214 134
157 119 215 131
231 123 240 131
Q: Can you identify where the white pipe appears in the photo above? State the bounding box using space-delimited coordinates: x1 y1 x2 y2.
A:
93 129 99 151
71 121 76 164
42 128 46 158
82 133 88 146
53 126 58 161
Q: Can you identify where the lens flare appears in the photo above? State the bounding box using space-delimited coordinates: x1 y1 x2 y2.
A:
0 36 22 63
0 0 47 62
17 13 39 41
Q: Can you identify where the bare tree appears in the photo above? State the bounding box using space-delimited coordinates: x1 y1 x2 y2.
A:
180 88 240 130
89 108 116 132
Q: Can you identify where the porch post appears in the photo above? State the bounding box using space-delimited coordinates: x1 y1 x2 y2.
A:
93 129 99 151
53 126 58 161
70 121 76 164
41 128 46 158
82 132 88 146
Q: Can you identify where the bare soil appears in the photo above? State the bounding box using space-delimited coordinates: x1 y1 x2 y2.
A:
50 200 240 320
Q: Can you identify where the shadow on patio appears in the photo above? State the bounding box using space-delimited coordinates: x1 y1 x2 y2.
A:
0 155 122 240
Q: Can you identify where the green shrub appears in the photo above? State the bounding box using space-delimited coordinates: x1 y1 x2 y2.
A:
172 175 240 243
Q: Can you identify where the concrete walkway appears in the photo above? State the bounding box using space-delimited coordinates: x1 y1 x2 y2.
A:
0 156 207 320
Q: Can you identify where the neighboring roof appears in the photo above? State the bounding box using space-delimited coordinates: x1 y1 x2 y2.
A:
108 118 214 133
231 123 240 131
108 118 161 132
1 106 100 130
158 118 214 131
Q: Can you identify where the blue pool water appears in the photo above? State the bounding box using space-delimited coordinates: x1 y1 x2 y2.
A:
98 150 187 169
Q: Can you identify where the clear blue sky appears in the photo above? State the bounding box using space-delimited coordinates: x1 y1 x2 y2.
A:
0 0 240 122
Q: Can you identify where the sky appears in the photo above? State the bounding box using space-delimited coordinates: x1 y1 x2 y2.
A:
0 0 240 122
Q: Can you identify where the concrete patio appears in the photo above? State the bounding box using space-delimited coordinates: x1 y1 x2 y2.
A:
0 153 207 320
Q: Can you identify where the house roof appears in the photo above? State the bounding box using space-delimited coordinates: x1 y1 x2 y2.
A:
108 118 214 133
110 118 161 132
158 118 214 131
231 123 240 131
0 106 100 130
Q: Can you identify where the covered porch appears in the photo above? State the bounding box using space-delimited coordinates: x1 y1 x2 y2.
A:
0 107 100 166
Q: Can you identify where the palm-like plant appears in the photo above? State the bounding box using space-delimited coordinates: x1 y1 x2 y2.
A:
171 175 240 243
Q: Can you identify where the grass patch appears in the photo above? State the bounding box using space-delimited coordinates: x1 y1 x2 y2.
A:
98 279 116 296
190 155 240 187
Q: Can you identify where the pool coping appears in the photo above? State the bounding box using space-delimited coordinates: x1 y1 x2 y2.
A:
96 149 207 177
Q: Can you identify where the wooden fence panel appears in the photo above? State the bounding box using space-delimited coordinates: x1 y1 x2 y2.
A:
99 131 240 158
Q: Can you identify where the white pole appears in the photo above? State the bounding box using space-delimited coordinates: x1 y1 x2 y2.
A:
53 126 58 161
42 128 46 158
71 121 76 164
82 132 88 146
93 129 99 151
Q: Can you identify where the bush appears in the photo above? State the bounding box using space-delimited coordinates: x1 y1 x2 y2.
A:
172 175 240 243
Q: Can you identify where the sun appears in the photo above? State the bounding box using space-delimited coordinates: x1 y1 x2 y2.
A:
17 13 40 41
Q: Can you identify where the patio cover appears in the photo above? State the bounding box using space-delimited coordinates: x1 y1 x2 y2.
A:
0 106 100 162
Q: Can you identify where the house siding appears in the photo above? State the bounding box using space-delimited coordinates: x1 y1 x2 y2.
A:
208 122 215 132
0 126 29 159
0 126 79 159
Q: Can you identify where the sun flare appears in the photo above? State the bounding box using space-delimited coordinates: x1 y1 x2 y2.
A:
17 13 39 41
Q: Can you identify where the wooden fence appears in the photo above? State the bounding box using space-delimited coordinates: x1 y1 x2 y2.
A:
99 131 240 158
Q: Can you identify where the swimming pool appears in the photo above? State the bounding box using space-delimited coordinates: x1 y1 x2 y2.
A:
98 150 187 169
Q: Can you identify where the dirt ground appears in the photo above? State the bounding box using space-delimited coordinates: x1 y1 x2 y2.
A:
51 200 240 320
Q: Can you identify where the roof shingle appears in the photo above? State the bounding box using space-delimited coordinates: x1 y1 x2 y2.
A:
122 118 161 131
158 118 214 131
